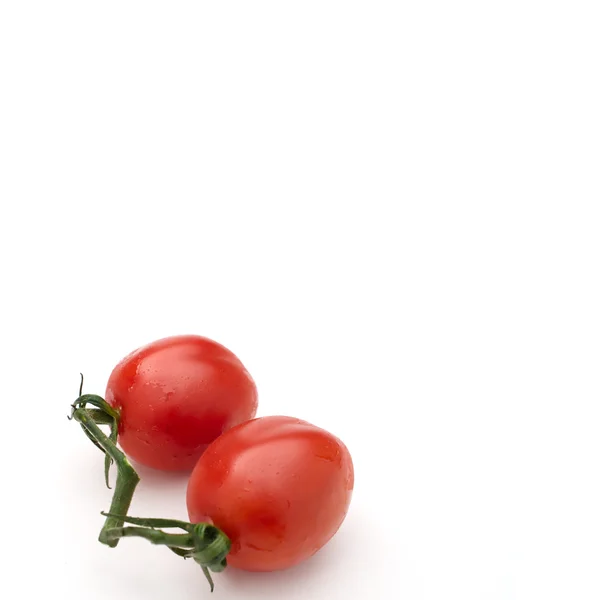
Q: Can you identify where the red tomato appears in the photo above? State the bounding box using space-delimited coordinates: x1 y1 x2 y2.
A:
105 335 258 471
186 416 354 572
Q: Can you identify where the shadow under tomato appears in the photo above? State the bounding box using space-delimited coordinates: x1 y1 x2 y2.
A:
131 460 192 487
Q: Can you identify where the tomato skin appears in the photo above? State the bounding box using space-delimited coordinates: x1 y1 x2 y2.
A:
186 416 354 572
105 335 258 471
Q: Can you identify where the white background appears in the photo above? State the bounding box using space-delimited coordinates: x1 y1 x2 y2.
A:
1 2 599 599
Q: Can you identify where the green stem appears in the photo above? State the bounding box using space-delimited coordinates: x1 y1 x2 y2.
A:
100 512 196 531
103 526 194 547
101 512 231 592
84 409 115 425
72 407 140 547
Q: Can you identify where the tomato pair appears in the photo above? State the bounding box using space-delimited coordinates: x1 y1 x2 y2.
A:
71 335 354 589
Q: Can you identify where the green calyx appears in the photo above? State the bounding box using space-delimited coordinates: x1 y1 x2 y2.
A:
102 513 231 592
69 375 140 547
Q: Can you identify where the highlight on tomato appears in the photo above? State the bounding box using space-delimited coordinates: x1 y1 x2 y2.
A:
70 335 258 547
103 416 354 591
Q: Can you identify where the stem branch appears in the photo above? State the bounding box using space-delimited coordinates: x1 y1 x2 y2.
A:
103 526 194 548
72 407 140 547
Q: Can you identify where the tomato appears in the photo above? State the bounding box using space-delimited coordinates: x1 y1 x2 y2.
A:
186 416 354 572
105 335 258 471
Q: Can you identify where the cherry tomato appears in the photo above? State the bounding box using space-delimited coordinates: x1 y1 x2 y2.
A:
105 335 258 471
186 416 354 572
